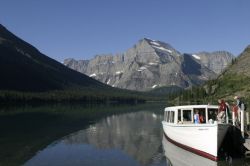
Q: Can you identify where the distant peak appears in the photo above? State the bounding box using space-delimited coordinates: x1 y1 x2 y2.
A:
143 37 154 41
142 38 178 55
195 51 234 57
241 45 250 55
142 38 162 46
142 38 160 44
245 45 250 51
211 50 233 54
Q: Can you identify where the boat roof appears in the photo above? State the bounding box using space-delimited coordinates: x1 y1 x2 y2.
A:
164 105 218 111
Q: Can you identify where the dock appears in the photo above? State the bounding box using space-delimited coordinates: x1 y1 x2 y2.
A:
244 139 250 156
226 111 250 158
244 130 250 157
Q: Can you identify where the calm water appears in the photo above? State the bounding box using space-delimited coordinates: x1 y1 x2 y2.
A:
24 107 165 166
1 104 250 166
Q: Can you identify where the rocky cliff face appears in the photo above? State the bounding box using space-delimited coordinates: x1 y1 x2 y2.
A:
64 38 234 91
192 51 234 74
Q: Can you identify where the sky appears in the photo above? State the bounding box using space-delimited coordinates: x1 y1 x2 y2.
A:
1 0 250 62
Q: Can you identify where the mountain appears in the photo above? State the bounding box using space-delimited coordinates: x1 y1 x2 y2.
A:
175 45 250 105
0 24 106 92
193 51 234 74
64 38 234 91
226 45 250 77
205 45 250 101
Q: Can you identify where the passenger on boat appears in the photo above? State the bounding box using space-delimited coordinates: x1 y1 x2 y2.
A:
234 96 244 120
199 112 205 123
225 102 231 121
217 99 226 123
234 96 241 108
208 110 216 121
231 101 239 125
194 110 200 124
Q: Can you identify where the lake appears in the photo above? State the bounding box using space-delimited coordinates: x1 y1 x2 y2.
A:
0 104 249 166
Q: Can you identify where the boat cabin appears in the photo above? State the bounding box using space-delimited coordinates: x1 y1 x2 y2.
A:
163 105 219 124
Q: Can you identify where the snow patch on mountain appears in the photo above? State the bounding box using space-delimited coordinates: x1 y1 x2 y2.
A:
192 54 201 60
152 45 172 53
150 41 160 46
89 73 96 77
152 85 158 88
115 71 123 75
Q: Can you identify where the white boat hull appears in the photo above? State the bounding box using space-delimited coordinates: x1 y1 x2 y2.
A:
162 135 217 166
162 121 230 161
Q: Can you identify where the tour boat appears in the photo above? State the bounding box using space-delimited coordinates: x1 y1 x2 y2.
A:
162 105 230 161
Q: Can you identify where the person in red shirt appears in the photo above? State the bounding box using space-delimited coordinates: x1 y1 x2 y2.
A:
231 101 239 125
218 99 227 112
199 113 205 123
217 99 226 122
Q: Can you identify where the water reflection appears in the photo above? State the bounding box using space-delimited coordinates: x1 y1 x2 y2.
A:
162 134 250 166
162 136 217 166
24 111 166 166
21 105 250 166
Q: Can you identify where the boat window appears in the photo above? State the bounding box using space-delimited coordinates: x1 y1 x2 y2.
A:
166 111 170 122
170 111 175 123
208 108 218 121
183 110 192 122
178 109 181 122
165 111 168 121
194 108 206 123
164 111 167 121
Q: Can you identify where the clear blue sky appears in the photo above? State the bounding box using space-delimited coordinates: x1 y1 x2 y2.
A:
1 0 250 62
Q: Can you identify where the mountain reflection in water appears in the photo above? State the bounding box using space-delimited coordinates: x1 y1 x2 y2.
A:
23 107 250 166
25 111 166 166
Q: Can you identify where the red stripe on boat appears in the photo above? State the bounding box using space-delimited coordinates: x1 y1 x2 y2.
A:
164 133 218 161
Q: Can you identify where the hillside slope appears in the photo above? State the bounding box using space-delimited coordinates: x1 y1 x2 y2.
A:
168 46 250 105
0 24 106 92
192 45 250 103
212 45 250 100
226 45 250 77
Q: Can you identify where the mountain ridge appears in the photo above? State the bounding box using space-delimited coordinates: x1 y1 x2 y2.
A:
64 38 234 91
